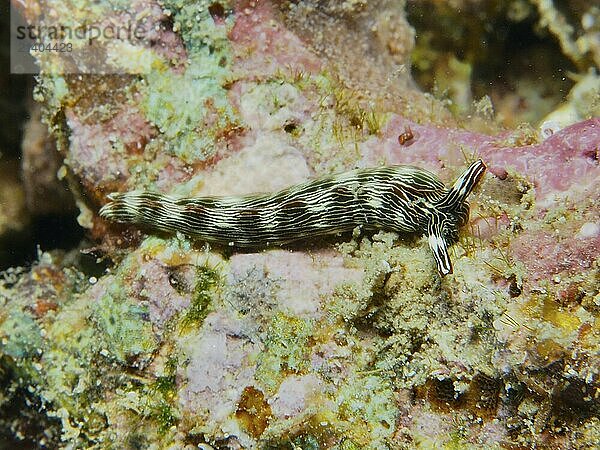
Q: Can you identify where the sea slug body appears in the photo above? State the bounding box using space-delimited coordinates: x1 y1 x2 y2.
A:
100 160 486 275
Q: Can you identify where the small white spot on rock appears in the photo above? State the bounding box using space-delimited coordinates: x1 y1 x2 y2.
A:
576 222 599 239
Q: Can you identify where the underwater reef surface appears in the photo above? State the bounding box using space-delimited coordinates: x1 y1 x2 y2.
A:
1 0 599 448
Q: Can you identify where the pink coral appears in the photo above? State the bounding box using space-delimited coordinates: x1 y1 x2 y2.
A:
229 1 322 77
511 229 600 283
368 116 599 204
66 107 156 192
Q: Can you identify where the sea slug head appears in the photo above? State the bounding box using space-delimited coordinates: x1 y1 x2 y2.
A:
428 159 486 275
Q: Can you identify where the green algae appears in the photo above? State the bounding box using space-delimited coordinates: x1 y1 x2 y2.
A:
141 55 238 163
91 288 156 363
163 0 233 52
0 310 43 359
153 358 178 396
0 248 182 446
140 0 238 164
153 400 178 434
0 267 104 444
240 81 307 129
339 439 362 450
255 69 390 175
306 73 390 172
255 310 398 448
256 312 315 394
292 434 320 450
180 264 220 330
335 373 397 447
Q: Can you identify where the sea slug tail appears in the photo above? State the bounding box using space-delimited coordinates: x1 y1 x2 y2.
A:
99 191 176 226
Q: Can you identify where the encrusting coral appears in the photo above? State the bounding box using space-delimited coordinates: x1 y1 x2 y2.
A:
1 0 599 448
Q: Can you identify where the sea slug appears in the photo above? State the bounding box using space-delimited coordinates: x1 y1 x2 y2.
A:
100 160 486 275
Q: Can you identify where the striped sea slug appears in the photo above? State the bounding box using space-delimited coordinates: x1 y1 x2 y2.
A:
100 160 486 275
